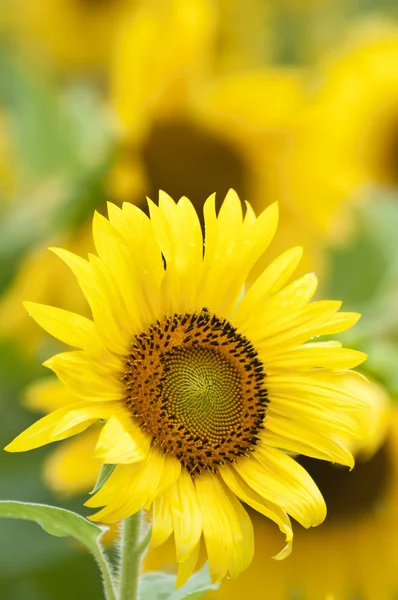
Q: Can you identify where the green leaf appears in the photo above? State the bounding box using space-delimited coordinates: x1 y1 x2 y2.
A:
0 501 103 552
90 464 116 495
0 501 117 600
140 563 219 600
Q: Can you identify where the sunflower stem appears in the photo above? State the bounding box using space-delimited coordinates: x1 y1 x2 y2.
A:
119 511 142 600
95 545 118 600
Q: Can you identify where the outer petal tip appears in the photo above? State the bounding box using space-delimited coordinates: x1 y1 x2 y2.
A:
272 538 293 561
3 440 15 453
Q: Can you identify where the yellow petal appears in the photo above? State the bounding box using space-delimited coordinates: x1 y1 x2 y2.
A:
51 402 126 439
199 196 279 316
266 373 369 410
316 311 361 335
148 193 203 313
195 473 253 583
169 470 202 562
44 351 124 401
23 302 102 353
235 446 326 529
4 401 116 452
233 246 303 327
88 450 179 523
176 541 201 588
262 418 354 467
151 491 173 549
268 399 362 439
106 202 124 229
95 416 150 464
267 346 367 371
151 453 182 500
220 464 293 547
252 301 342 353
92 211 148 332
51 247 130 356
226 488 254 579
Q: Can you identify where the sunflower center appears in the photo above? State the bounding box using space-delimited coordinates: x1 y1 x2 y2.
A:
298 441 391 521
369 112 398 184
141 119 249 217
123 309 267 475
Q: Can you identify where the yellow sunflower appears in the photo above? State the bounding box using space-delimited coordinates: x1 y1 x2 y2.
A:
10 0 137 73
205 376 396 600
110 0 324 276
6 191 369 584
287 19 398 239
213 0 271 74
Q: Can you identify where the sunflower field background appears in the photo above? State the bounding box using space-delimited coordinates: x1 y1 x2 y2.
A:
1 1 398 599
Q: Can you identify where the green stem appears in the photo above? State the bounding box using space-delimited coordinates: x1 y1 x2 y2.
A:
93 545 118 600
119 511 142 600
135 525 152 556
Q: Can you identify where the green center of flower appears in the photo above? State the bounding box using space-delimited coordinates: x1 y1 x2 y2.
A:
162 345 243 441
123 309 268 475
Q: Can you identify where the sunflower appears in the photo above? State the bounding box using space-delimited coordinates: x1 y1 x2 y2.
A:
10 0 136 73
6 191 369 584
110 0 324 276
212 0 271 74
286 19 398 239
204 376 396 600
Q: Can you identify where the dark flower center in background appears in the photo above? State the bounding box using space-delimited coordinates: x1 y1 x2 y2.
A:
368 111 398 185
142 119 249 216
123 309 268 475
298 441 391 521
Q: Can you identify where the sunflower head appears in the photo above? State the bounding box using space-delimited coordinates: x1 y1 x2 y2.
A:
6 190 369 585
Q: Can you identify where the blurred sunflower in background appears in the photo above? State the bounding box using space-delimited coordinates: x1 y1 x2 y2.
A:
8 0 137 74
110 0 332 277
287 18 398 242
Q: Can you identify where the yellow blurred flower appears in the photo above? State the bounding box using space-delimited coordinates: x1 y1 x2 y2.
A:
110 0 326 276
287 20 398 239
10 0 137 73
213 0 271 74
0 112 18 203
0 224 94 353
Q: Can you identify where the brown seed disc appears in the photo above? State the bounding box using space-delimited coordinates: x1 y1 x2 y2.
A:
123 308 268 475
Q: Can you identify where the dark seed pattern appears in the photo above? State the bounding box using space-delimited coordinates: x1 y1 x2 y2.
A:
123 309 268 475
